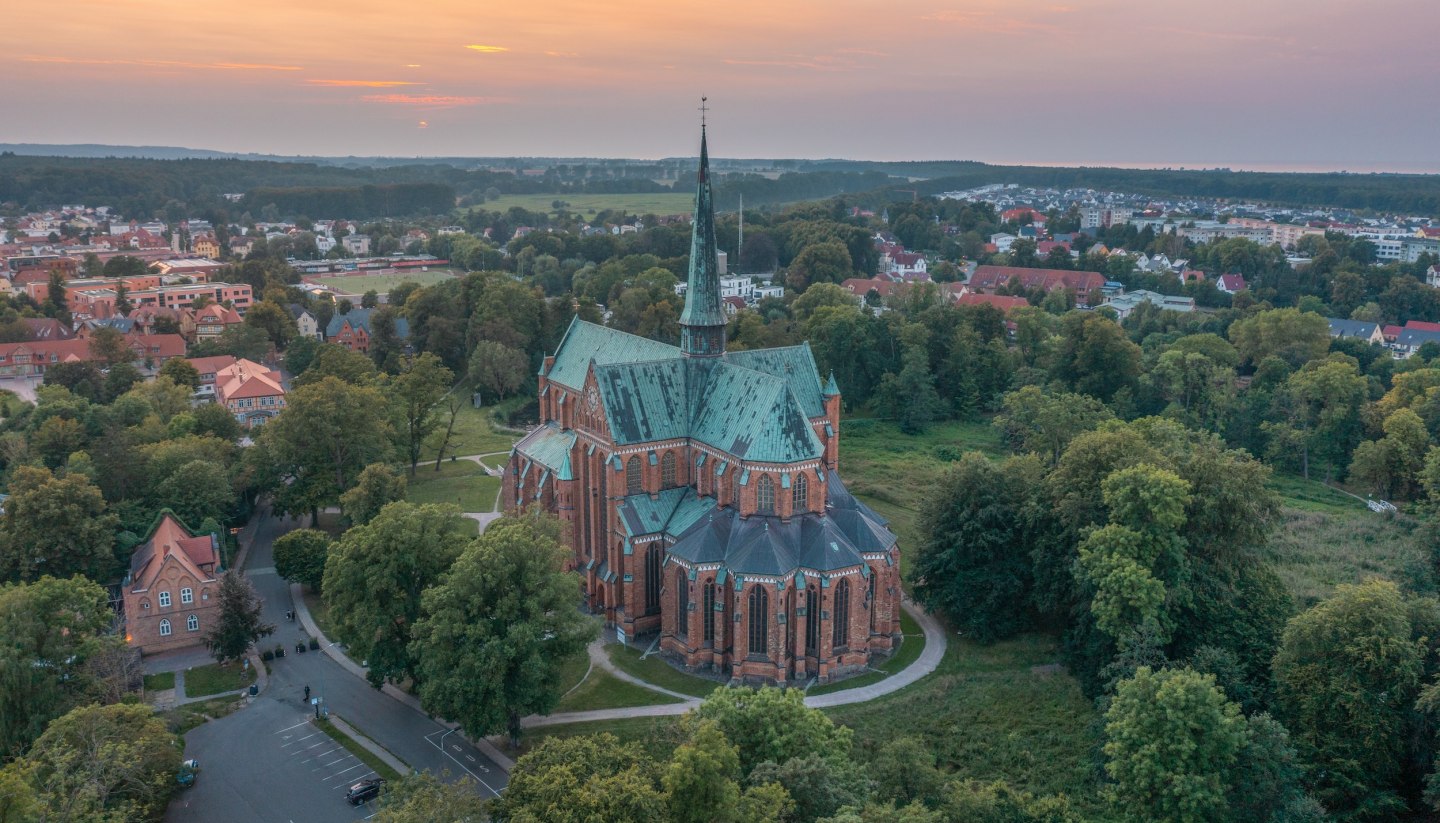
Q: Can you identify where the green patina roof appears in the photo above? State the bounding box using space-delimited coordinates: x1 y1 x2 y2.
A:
678 128 727 339
513 424 576 480
691 363 823 463
546 317 679 391
617 487 717 539
594 358 689 444
724 345 826 418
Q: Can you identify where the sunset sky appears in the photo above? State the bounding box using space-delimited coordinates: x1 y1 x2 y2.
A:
4 0 1437 171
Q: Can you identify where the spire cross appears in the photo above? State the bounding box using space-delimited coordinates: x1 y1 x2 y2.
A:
698 96 708 128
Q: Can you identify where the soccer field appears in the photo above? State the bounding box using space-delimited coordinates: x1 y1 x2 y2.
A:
307 269 459 294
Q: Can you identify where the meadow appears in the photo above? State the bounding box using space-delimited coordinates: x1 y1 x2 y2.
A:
471 193 696 219
306 268 459 296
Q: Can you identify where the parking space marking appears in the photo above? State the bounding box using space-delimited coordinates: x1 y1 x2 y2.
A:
274 720 311 735
281 732 320 748
321 763 367 782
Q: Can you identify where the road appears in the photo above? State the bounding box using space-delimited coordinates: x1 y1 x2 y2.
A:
168 509 508 823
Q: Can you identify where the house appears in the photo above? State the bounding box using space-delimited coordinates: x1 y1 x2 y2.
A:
213 358 287 427
1326 318 1384 346
342 234 371 255
1394 326 1440 358
1427 265 1440 289
885 251 928 280
325 308 409 354
191 233 220 259
19 318 74 341
228 236 255 258
188 355 240 388
1102 290 1196 321
122 513 222 655
0 334 184 377
506 129 901 686
287 304 321 339
967 265 1107 304
955 293 1031 313
194 303 244 342
1216 274 1249 294
989 233 1017 252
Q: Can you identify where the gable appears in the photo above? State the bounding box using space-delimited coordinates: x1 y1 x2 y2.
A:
593 358 690 445
547 318 680 391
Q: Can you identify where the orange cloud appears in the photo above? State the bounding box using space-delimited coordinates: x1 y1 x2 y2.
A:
361 94 508 108
308 79 426 87
465 45 508 53
22 55 301 71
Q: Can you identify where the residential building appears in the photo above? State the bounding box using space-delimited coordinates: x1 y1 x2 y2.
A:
505 131 902 686
325 308 409 354
191 234 221 258
1326 318 1384 346
194 303 244 342
1215 273 1249 294
0 334 185 376
288 304 321 339
966 265 1106 304
122 513 222 655
1102 290 1196 320
1080 206 1132 229
342 234 371 255
213 358 287 427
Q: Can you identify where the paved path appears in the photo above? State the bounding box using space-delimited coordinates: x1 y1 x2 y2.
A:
523 599 947 728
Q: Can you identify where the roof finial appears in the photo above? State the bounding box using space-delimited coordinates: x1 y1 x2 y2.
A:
699 95 708 130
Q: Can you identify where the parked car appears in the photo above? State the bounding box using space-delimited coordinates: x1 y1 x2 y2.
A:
177 759 200 788
346 778 385 806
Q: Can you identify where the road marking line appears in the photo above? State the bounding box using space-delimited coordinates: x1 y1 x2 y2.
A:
322 763 367 781
426 731 501 797
281 732 320 747
274 721 310 734
336 771 377 789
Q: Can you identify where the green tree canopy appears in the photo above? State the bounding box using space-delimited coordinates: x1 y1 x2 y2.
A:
339 463 408 527
205 571 274 664
0 466 118 583
273 529 330 592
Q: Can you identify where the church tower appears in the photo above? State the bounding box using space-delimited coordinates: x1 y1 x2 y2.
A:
678 127 727 357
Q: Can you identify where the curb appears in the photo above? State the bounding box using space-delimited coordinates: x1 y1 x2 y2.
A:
329 715 411 776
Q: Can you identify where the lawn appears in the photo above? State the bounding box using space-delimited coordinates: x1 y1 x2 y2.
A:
1267 507 1425 608
404 459 501 512
807 609 924 696
143 671 175 692
307 268 459 295
553 667 684 713
511 716 685 761
422 401 520 461
1266 471 1367 515
304 590 339 642
165 696 244 735
470 193 697 219
826 632 1104 816
184 662 256 698
606 644 723 698
313 717 405 782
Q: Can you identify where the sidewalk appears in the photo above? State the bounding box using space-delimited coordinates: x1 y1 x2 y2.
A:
330 715 410 776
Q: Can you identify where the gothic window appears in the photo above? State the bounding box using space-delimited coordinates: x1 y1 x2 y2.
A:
159 619 172 637
645 545 663 615
661 451 677 488
186 614 199 632
805 586 820 656
703 581 717 644
757 474 775 515
675 569 690 640
832 578 851 649
747 586 769 655
792 473 808 513
868 573 877 633
626 456 642 494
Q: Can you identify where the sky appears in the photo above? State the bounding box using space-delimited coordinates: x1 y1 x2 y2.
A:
4 0 1438 171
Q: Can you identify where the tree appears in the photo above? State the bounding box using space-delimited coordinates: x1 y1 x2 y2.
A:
0 575 113 756
211 324 272 361
204 571 274 664
88 326 133 368
1103 666 1246 823
192 401 242 442
256 376 394 518
1050 312 1142 401
371 772 489 822
153 460 234 528
1265 357 1367 480
293 343 378 388
468 340 530 403
665 720 742 823
411 514 597 746
273 529 330 592
1349 408 1429 499
491 734 667 823
1228 308 1331 369
45 270 70 325
243 300 298 348
18 703 180 822
786 240 853 291
994 385 1115 465
913 453 1044 642
689 686 853 777
874 323 941 434
113 280 133 317
325 502 468 687
939 779 1079 822
1273 579 1429 817
390 353 453 476
157 357 201 390
865 737 946 811
0 466 118 583
361 290 379 309
339 463 408 526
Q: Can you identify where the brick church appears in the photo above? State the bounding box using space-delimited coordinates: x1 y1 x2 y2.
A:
505 128 902 685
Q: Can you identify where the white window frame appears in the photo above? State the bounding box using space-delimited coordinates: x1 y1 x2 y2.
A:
159 618 172 636
180 588 193 604
158 591 171 608
186 614 199 632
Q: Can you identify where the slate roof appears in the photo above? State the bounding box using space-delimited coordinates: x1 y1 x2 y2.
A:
1327 318 1380 340
325 308 410 339
513 424 576 481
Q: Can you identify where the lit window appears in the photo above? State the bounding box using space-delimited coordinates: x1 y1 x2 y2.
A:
158 591 171 608
159 619 172 637
186 614 199 632
180 588 193 604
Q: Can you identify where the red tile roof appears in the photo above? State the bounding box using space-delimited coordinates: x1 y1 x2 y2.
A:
956 293 1031 312
968 265 1105 293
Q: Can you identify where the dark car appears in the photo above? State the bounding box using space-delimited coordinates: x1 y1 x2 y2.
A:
345 778 385 806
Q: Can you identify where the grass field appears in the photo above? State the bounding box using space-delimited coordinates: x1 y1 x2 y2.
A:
423 401 519 462
807 610 924 696
554 667 684 713
164 695 244 735
184 662 256 698
606 644 723 699
511 715 685 761
308 268 459 296
143 671 175 692
405 459 501 512
304 590 339 642
471 193 696 219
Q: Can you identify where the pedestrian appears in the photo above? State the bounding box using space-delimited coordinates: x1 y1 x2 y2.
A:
304 685 310 701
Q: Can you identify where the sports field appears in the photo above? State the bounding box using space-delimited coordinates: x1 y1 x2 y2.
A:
472 192 696 218
306 268 459 294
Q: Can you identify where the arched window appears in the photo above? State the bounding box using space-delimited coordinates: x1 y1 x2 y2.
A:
703 581 717 645
757 474 775 515
747 586 769 655
181 587 193 604
186 614 199 632
159 618 172 637
675 569 690 640
645 545 663 615
832 578 851 649
792 473 808 513
626 456 642 494
805 586 819 656
661 451 676 488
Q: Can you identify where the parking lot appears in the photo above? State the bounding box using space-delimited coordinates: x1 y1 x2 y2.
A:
276 719 381 812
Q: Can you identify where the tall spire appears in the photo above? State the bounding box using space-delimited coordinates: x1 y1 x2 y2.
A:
679 118 726 357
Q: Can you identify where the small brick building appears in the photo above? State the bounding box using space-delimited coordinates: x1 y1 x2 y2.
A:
505 129 902 686
123 513 223 655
